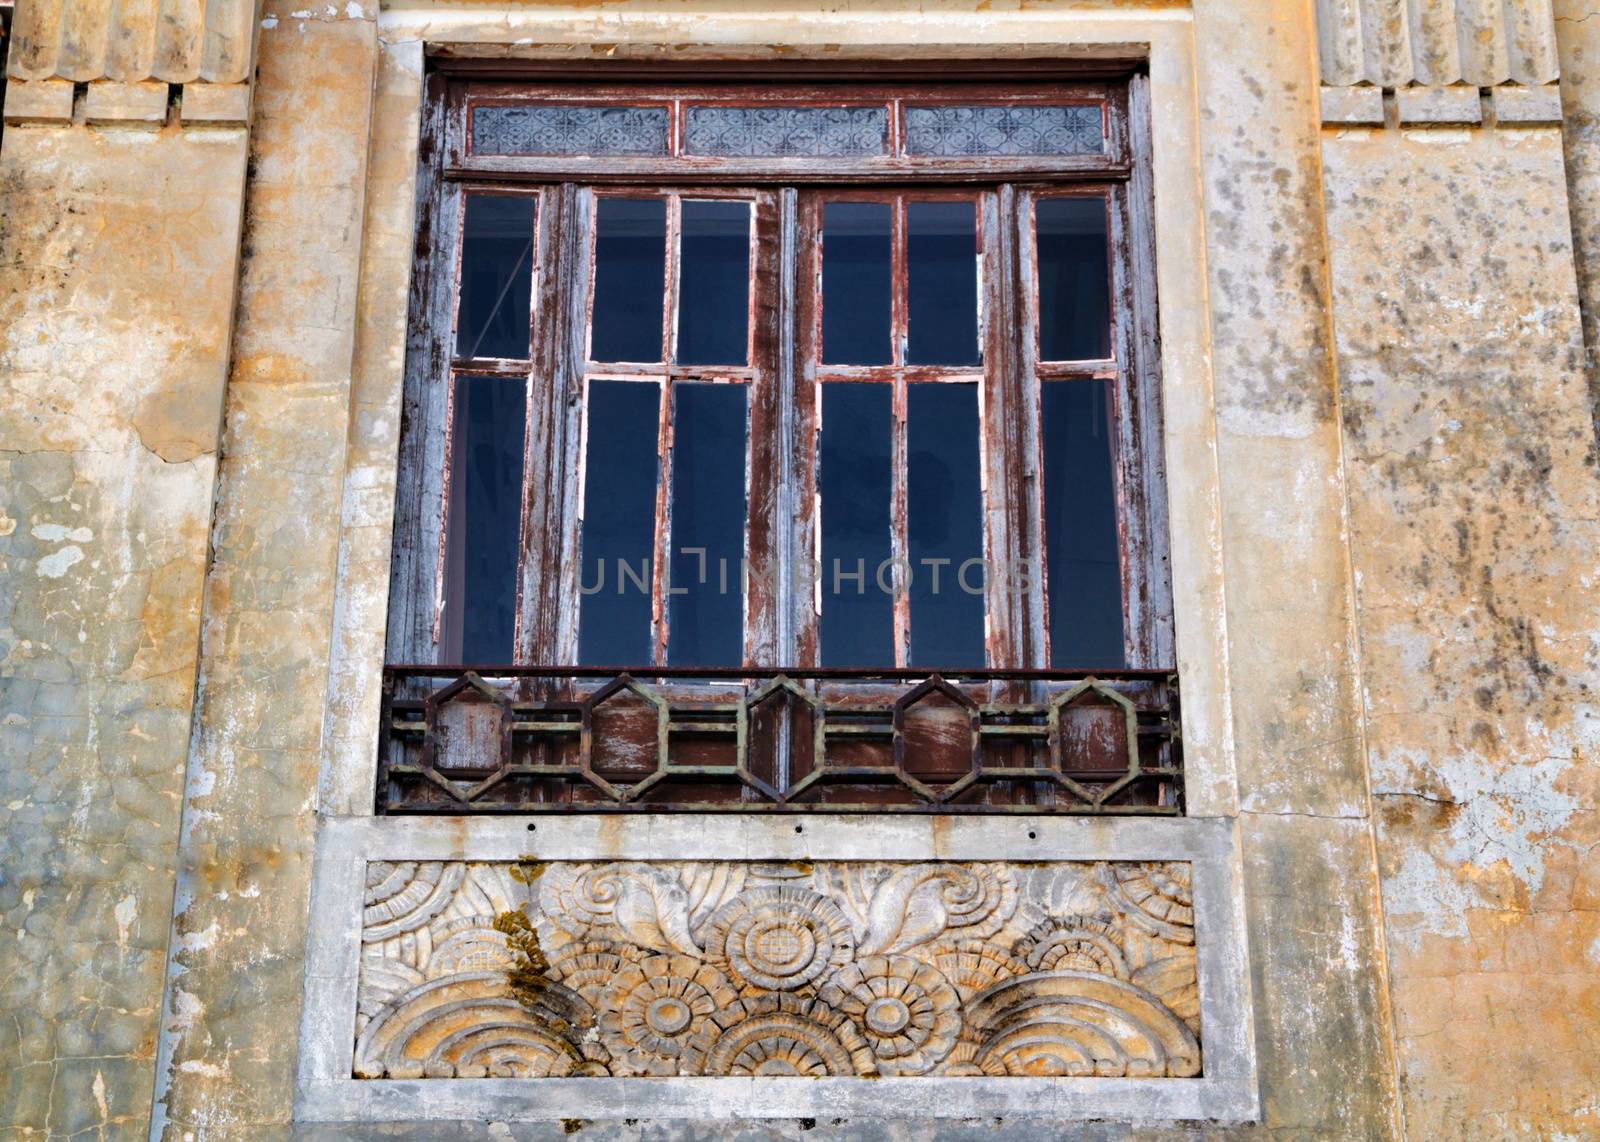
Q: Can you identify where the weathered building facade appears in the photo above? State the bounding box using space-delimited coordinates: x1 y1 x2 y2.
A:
2 0 1598 1138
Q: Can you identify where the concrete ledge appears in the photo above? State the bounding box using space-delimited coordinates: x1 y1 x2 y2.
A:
83 80 169 125
2 78 74 123
1320 85 1384 127
1493 84 1563 125
295 814 1258 1124
1396 85 1482 126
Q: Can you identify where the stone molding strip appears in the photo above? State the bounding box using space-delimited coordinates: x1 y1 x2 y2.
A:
2 76 251 125
1316 0 1558 88
1319 81 1562 127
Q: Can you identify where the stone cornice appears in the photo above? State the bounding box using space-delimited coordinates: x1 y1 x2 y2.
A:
4 0 257 125
1317 0 1558 88
1315 0 1562 127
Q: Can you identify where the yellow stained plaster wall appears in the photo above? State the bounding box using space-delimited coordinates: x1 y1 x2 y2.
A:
0 121 249 1135
1323 102 1600 1142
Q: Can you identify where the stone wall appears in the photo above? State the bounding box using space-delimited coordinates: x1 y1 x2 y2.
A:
0 59 250 1142
1317 2 1600 1136
2 0 1598 1138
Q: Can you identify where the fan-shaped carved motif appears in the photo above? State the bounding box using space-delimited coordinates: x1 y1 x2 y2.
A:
354 858 1201 1079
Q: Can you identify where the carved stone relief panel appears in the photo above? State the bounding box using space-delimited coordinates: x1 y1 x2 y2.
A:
354 859 1201 1080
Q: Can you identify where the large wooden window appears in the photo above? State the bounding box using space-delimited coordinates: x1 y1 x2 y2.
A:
382 66 1178 814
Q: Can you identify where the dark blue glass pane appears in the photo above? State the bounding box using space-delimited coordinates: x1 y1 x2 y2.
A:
908 383 985 666
1042 380 1125 666
579 380 660 665
1037 197 1111 362
444 375 526 662
820 383 894 666
821 202 892 366
455 195 534 360
907 201 980 367
592 198 666 363
668 383 747 666
677 200 751 366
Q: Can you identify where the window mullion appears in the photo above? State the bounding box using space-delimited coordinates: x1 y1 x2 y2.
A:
746 188 791 669
890 196 911 667
792 193 822 668
552 184 592 666
652 196 683 666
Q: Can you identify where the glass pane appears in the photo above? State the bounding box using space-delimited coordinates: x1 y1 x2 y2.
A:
455 195 534 360
907 201 980 367
579 380 661 666
904 104 1104 156
684 105 889 157
1037 197 1111 362
1041 380 1125 667
820 383 894 666
592 198 666 363
821 202 892 366
677 200 751 366
908 382 985 666
668 383 748 666
472 104 670 157
443 375 526 662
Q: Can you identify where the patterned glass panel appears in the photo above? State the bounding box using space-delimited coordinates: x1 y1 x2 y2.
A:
904 104 1104 157
472 104 670 157
684 105 889 157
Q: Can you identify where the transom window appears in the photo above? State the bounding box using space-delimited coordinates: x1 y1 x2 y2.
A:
382 69 1177 814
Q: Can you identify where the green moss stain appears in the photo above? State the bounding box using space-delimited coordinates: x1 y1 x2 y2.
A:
493 908 551 1012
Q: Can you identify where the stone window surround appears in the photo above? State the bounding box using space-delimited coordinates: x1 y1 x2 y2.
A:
299 9 1254 1125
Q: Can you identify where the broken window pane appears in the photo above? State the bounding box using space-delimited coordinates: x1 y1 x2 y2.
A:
443 374 527 661
820 382 894 665
579 379 661 665
821 201 893 366
1037 196 1111 362
1041 379 1125 666
591 197 666 363
908 381 985 666
668 382 748 666
907 201 980 367
677 200 751 366
455 194 534 360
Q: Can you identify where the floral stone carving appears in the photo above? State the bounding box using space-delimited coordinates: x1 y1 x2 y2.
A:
354 859 1201 1079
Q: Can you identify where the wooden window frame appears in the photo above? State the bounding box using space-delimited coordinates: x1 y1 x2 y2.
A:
376 62 1177 812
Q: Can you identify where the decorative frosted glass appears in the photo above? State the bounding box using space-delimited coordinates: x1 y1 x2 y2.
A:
473 105 670 157
905 104 1104 157
684 106 889 157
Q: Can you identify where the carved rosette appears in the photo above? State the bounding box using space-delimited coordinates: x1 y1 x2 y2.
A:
354 859 1201 1079
597 955 740 1075
703 885 856 993
819 955 960 1074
